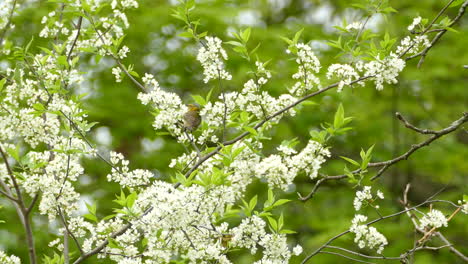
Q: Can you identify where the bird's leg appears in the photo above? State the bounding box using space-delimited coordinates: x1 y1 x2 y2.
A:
185 130 202 160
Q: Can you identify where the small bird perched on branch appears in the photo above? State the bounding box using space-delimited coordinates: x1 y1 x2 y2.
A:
183 104 201 132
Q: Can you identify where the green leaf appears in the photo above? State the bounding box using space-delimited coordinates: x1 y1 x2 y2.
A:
280 229 297 234
249 195 258 211
340 156 360 167
225 41 243 47
243 126 258 136
280 36 293 45
24 37 34 54
272 199 291 207
85 202 97 215
334 103 345 129
126 192 138 208
191 95 206 106
241 28 251 43
293 28 304 44
57 55 68 67
32 103 45 111
266 216 278 231
450 0 465 7
178 31 193 38
83 213 97 222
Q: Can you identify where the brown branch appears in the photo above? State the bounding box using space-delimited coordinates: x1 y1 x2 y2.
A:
299 112 467 201
84 13 146 92
67 16 83 64
57 206 84 255
324 245 401 260
395 112 437 134
318 251 376 264
301 191 448 264
72 207 152 264
0 145 24 204
370 112 467 180
402 184 468 262
26 193 39 215
417 206 461 244
0 188 18 203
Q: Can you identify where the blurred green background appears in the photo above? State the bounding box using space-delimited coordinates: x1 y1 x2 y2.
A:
1 0 467 263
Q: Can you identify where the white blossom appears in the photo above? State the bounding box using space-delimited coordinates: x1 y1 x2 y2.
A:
346 22 362 31
419 210 448 229
350 214 388 254
353 186 384 211
197 36 232 83
396 35 430 56
360 53 405 90
290 43 321 96
112 67 123 82
0 250 20 264
107 152 154 188
256 140 330 190
408 16 422 31
118 45 130 58
326 63 361 92
292 244 303 256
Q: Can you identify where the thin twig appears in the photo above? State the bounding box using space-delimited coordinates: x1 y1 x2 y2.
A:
67 16 83 64
301 190 446 264
57 206 84 255
396 112 437 134
406 0 468 67
299 112 467 200
319 251 376 264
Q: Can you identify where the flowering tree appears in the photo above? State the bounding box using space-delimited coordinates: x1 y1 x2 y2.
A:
0 0 467 263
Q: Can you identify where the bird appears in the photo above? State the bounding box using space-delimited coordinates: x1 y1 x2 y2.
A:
183 104 201 132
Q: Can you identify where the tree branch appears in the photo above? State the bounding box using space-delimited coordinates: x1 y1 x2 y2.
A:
406 0 468 67
301 191 449 264
299 112 467 200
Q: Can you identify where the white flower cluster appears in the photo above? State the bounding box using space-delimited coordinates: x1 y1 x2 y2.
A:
38 0 138 61
197 36 232 83
111 0 139 9
292 244 303 256
0 0 16 31
350 215 388 254
0 250 20 264
346 22 362 31
353 186 384 211
231 216 293 263
231 215 267 254
256 140 330 190
419 209 448 230
112 67 123 82
196 62 296 144
290 43 321 96
82 137 299 263
39 11 70 38
407 16 422 31
326 63 362 92
137 73 187 142
0 65 92 221
396 35 430 56
357 53 406 90
107 152 153 188
82 218 127 253
48 238 64 251
458 199 468 214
